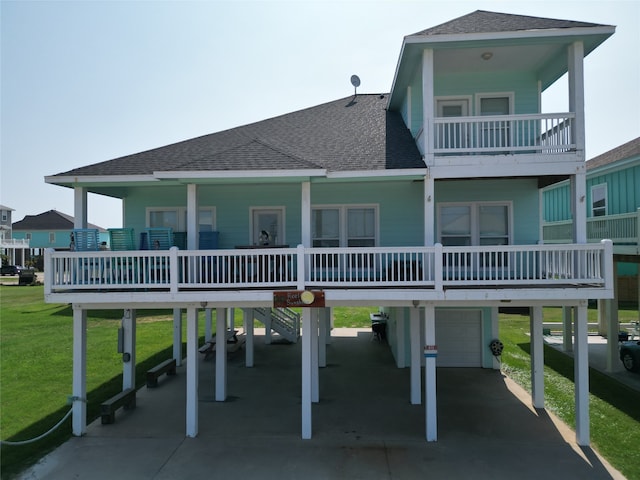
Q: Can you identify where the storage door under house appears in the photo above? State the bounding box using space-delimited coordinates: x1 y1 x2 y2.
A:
435 309 482 367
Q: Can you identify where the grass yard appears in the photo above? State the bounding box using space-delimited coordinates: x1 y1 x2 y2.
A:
1 286 639 478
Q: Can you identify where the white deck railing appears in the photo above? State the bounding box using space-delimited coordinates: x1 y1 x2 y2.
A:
44 241 612 294
543 209 640 245
431 112 575 155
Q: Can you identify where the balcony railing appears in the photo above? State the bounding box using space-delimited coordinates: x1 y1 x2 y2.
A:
0 238 30 248
543 209 640 246
44 241 612 294
424 112 575 155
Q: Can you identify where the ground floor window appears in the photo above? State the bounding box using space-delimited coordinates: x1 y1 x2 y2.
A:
438 202 511 246
147 207 216 232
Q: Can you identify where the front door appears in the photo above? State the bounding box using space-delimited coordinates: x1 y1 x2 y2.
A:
436 99 470 150
252 208 284 246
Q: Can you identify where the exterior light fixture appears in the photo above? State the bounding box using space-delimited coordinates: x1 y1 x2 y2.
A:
481 52 493 60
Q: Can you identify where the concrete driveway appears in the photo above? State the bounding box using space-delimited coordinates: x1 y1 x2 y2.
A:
18 329 623 479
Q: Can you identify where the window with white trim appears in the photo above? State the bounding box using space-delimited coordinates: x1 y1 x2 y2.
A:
312 205 377 247
49 232 56 243
591 184 607 217
439 202 511 246
146 207 216 231
251 207 285 246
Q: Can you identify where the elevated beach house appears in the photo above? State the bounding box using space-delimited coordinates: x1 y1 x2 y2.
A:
44 11 615 445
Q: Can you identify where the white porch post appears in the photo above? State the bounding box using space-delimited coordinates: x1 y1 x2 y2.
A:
73 187 88 229
244 308 254 367
72 306 87 436
410 305 421 405
301 181 311 248
216 308 227 401
424 304 437 441
574 303 590 446
311 309 319 403
301 309 312 439
122 309 136 390
424 174 435 246
530 306 544 409
204 308 213 342
568 41 586 160
173 308 183 366
396 309 406 368
186 183 198 250
186 306 199 437
318 308 328 368
422 49 435 166
606 261 621 372
562 306 574 353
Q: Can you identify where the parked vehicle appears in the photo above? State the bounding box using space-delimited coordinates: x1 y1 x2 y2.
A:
0 265 23 275
619 340 640 373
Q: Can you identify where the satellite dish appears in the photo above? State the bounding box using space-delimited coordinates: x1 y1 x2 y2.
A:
350 74 360 95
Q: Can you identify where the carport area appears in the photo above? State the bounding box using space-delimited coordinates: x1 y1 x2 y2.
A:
19 329 623 479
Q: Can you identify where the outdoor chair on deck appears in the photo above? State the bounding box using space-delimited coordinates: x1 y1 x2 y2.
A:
108 228 137 283
141 228 173 283
71 229 101 283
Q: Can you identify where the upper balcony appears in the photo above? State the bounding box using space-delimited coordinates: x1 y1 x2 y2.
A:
43 241 614 307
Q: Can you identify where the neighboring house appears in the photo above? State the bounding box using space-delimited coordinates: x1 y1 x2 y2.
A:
12 210 107 255
0 204 30 266
542 137 640 337
43 11 615 446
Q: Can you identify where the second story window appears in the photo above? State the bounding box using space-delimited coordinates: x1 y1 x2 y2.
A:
312 206 377 248
439 202 511 246
591 184 607 217
49 232 55 243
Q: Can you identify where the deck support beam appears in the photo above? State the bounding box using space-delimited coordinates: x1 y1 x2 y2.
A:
216 308 227 401
424 304 437 442
122 309 136 390
311 309 319 403
530 306 544 409
173 308 182 366
186 306 199 437
574 303 590 446
244 308 254 367
410 305 421 405
72 306 87 436
301 309 313 439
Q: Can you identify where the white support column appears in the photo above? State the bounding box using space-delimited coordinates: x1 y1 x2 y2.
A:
424 304 437 442
410 305 421 405
72 306 87 436
562 306 574 353
216 308 227 401
244 308 254 367
606 261 621 372
422 48 435 166
530 306 544 409
301 309 312 439
122 309 136 390
186 183 198 250
301 181 311 248
73 187 88 229
318 308 328 368
311 309 319 404
204 308 213 342
186 307 199 437
574 303 590 446
173 308 182 366
396 309 406 368
568 41 585 160
424 174 435 246
570 172 587 244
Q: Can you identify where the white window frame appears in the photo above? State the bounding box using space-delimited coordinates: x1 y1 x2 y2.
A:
475 92 514 116
146 207 217 232
311 204 379 247
437 201 513 246
591 184 607 217
435 95 472 117
49 232 56 243
250 207 286 246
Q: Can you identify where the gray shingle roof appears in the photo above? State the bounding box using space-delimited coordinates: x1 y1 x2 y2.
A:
587 137 640 170
51 94 423 178
13 210 104 230
411 10 608 37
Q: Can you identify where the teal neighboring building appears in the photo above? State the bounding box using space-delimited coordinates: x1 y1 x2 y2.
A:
543 137 640 305
12 210 107 257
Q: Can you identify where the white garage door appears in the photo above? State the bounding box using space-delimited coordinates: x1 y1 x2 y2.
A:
435 309 482 367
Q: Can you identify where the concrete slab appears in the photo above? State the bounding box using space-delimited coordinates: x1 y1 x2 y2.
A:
19 329 624 480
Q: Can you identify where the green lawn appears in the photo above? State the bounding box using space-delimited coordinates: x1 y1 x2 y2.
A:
1 287 639 478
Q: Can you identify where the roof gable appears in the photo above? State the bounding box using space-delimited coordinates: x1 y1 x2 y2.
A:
587 137 640 170
13 210 104 231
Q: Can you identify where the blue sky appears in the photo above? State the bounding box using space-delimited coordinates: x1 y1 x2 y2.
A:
2 0 638 229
